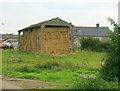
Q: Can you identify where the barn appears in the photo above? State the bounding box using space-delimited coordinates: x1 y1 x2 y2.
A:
18 17 73 53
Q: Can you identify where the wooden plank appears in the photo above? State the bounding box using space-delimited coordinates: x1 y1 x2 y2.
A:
30 30 34 52
36 28 40 53
23 31 27 50
18 32 20 50
69 26 73 52
22 31 25 50
40 25 45 53
39 28 41 53
27 29 30 51
33 28 36 52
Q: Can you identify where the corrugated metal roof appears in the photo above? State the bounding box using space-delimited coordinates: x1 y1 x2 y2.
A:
19 17 73 32
72 26 111 37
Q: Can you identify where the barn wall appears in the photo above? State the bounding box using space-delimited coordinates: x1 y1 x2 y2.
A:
43 27 71 53
29 30 34 52
23 31 28 51
23 28 41 53
19 27 72 54
35 28 40 53
19 35 23 50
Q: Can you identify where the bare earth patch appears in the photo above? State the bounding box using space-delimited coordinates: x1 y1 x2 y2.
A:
2 74 71 89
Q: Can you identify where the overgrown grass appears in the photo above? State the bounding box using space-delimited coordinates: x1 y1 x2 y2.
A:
2 49 118 89
2 49 104 82
57 78 118 89
2 68 99 84
2 49 104 71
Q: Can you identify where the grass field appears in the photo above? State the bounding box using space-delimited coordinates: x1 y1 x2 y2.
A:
2 49 103 82
1 49 118 89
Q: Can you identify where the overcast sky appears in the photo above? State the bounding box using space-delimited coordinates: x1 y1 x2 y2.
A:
0 0 119 34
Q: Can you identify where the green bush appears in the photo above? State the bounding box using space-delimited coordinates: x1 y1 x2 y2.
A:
81 38 99 50
72 78 118 89
35 61 60 69
15 65 41 73
34 61 80 70
81 38 110 52
100 19 120 89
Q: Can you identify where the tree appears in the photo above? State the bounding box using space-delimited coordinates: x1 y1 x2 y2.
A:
100 18 120 89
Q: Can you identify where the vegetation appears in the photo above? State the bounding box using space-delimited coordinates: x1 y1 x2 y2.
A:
2 20 119 89
2 49 102 84
1 49 118 89
2 49 104 72
100 18 120 89
69 78 118 89
80 38 110 52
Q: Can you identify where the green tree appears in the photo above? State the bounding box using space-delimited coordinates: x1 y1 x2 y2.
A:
100 18 120 89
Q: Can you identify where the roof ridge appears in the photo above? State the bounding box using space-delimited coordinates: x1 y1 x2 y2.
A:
19 17 73 31
30 17 72 27
29 17 59 27
75 26 108 28
30 17 73 27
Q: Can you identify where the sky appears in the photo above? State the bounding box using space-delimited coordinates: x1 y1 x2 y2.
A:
0 0 119 34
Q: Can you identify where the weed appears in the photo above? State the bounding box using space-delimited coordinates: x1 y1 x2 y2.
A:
2 49 107 85
35 61 60 69
71 78 118 89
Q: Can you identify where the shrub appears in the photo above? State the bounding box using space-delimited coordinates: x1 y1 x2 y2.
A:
80 38 110 52
35 61 79 70
72 78 118 89
97 41 110 52
100 33 119 81
100 19 120 89
35 61 60 69
81 38 99 51
51 66 62 71
15 65 41 73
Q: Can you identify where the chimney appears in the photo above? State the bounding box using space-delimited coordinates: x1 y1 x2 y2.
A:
69 22 72 25
96 23 99 27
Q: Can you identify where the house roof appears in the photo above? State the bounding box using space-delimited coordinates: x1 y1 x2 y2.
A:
72 26 111 37
19 17 73 32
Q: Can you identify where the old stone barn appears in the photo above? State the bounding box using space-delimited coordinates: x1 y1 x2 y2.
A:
18 17 73 53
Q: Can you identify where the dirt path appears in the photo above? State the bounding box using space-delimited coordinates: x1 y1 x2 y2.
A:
1 80 29 91
1 75 71 90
